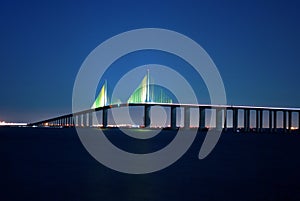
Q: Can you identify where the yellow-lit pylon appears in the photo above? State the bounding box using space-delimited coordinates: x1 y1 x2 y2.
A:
91 80 107 109
128 70 149 103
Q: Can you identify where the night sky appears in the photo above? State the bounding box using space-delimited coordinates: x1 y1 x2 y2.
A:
0 0 299 123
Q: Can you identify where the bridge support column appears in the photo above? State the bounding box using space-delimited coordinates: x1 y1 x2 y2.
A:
283 111 287 133
86 114 90 127
72 116 75 127
199 107 206 130
233 109 238 132
81 114 85 127
256 110 260 133
82 114 85 127
184 107 190 129
273 111 277 133
224 109 227 132
244 109 250 132
298 112 300 132
144 105 151 128
78 115 82 127
216 108 223 131
89 112 93 127
260 110 263 133
84 114 87 127
103 108 108 128
288 111 292 133
69 116 72 126
269 110 273 133
170 106 177 129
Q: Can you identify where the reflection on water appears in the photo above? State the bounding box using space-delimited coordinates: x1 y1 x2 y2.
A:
1 127 300 201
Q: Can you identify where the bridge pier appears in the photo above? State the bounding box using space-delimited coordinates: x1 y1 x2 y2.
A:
184 107 190 129
224 109 227 132
143 105 151 128
216 108 223 131
283 111 287 133
288 111 292 133
233 108 238 132
103 108 108 128
299 111 300 131
82 114 85 127
199 107 206 130
170 106 177 129
74 116 77 127
256 110 260 133
259 110 263 133
273 110 277 133
79 115 83 127
85 114 89 127
273 111 277 133
88 112 93 127
269 110 273 133
71 116 75 127
244 109 250 132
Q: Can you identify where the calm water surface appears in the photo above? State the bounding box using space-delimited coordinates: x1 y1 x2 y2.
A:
0 127 300 201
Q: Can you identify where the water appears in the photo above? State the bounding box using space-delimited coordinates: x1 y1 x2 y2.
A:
1 127 300 201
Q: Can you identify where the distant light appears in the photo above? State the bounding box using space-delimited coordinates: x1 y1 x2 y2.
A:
0 121 27 126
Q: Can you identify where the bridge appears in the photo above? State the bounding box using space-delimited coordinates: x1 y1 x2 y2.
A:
28 71 300 133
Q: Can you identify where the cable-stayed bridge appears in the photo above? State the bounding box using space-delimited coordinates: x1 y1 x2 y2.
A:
29 71 300 133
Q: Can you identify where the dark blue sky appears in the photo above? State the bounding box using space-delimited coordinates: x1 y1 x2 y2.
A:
0 0 299 122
